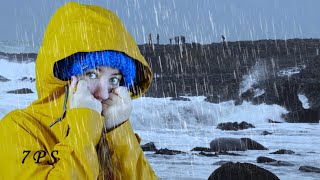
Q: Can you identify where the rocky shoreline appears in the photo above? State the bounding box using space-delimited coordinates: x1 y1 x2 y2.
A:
140 121 320 179
139 39 320 123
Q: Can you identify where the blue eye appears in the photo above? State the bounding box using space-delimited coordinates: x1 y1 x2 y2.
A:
86 72 98 79
110 77 120 85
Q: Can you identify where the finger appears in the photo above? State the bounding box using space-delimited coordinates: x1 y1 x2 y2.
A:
69 76 77 93
68 76 78 104
76 80 90 95
103 100 113 107
104 97 117 106
114 87 131 99
108 93 123 103
106 93 125 105
113 86 127 96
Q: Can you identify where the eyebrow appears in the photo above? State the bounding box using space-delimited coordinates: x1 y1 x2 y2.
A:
111 73 122 76
95 67 122 76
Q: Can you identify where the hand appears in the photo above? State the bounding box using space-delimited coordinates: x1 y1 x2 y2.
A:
69 76 102 114
102 86 133 131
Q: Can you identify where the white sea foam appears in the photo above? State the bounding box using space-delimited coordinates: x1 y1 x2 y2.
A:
239 61 268 96
0 59 35 80
298 93 310 109
253 88 265 97
130 98 287 131
277 65 306 77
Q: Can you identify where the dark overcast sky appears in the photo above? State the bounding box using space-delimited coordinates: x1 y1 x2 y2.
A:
0 0 319 44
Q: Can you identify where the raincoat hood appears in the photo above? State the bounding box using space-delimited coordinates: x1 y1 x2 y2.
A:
35 2 152 101
31 2 152 121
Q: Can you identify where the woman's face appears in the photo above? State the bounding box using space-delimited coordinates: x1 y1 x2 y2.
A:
76 66 122 102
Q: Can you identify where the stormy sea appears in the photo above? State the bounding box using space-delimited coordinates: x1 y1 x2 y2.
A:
0 40 319 179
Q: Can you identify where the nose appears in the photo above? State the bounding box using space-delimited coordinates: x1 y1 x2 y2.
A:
93 80 112 102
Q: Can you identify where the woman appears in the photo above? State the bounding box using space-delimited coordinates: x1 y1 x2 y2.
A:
0 2 157 179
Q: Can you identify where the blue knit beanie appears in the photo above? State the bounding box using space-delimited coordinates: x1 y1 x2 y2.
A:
54 50 136 87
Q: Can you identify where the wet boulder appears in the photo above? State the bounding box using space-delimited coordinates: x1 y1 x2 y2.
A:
261 130 273 135
299 166 320 173
199 151 218 157
191 147 213 152
155 148 186 155
217 121 255 131
270 149 295 154
215 151 243 156
20 77 36 82
208 162 280 180
258 156 295 166
257 156 277 163
240 138 268 150
7 88 33 94
0 75 10 82
141 142 157 151
265 161 294 167
212 161 232 166
210 138 246 152
267 119 282 123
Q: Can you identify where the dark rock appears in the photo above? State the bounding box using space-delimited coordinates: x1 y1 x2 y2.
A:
155 148 186 155
299 166 320 173
199 151 218 157
267 119 283 123
265 161 294 167
191 147 213 152
251 74 304 120
20 77 36 82
216 151 243 156
208 162 280 180
258 156 295 166
234 98 243 106
240 88 255 101
170 96 191 101
240 138 268 150
257 156 277 163
210 138 246 152
300 55 320 111
307 151 317 154
7 88 33 94
270 149 295 154
204 95 225 104
284 109 319 123
261 130 272 135
217 121 255 131
0 52 37 62
0 75 10 82
212 161 232 166
141 142 157 151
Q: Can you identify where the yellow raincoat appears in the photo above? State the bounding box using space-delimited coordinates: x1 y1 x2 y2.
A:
0 2 157 180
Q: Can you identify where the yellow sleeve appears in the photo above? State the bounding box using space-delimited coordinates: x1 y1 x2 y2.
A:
0 108 104 180
104 120 158 180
